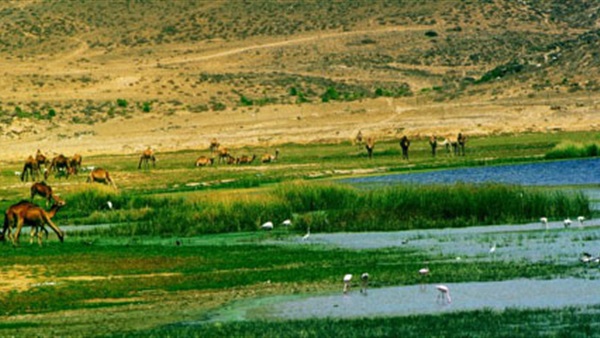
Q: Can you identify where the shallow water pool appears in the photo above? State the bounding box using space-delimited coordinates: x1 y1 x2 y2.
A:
203 278 600 322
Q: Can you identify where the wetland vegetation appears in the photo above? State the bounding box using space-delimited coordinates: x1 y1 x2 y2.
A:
0 131 599 337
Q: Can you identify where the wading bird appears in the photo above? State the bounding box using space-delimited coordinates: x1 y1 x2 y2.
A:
564 218 572 228
436 285 452 304
261 221 274 230
540 217 548 229
282 219 292 227
360 273 369 294
419 264 430 290
302 227 310 241
343 274 353 294
577 216 585 227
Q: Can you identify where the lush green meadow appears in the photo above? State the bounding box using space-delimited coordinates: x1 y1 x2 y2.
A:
0 131 599 337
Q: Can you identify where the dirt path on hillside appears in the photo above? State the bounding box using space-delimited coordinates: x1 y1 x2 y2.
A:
158 25 429 66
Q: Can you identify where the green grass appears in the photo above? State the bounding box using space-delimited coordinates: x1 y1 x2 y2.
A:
0 130 598 337
125 306 600 338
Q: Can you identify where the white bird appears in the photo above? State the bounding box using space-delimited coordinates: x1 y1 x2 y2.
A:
107 201 113 209
577 216 585 227
282 219 292 226
489 243 497 254
436 285 452 304
360 273 369 293
540 217 548 229
564 218 572 228
343 274 353 294
419 265 430 291
302 227 310 241
261 221 274 230
581 252 593 263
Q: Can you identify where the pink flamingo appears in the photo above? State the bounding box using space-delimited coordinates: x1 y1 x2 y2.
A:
436 285 452 304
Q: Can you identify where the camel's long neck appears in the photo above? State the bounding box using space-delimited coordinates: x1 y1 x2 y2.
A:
47 205 63 219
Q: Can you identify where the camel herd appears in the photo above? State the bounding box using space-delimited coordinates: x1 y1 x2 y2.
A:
196 140 280 167
2 134 465 246
355 131 467 160
1 149 119 246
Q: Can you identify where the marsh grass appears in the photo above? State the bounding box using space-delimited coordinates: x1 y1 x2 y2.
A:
545 141 599 160
131 306 600 338
62 181 589 236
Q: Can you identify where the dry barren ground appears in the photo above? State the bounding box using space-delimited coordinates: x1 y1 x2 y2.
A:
0 28 598 162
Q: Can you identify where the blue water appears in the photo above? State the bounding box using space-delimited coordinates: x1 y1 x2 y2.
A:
343 158 600 186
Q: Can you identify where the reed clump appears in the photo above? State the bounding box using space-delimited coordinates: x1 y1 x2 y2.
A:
71 181 589 236
545 141 599 159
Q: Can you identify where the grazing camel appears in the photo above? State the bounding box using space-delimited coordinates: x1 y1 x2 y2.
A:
261 149 280 163
217 147 231 164
209 138 220 154
46 154 71 180
138 147 156 169
31 181 62 207
21 156 39 182
69 154 83 175
2 200 65 246
87 168 117 188
35 150 50 171
195 156 214 167
237 154 256 164
399 136 411 160
365 137 375 159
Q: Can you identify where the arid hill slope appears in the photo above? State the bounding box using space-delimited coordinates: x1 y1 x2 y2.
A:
0 0 598 161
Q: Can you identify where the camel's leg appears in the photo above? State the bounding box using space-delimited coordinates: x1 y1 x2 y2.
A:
42 215 64 242
13 218 25 246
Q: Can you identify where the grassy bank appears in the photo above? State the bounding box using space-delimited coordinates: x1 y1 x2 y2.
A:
58 182 590 235
128 306 600 338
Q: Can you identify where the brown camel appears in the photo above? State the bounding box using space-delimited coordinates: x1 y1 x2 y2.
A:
429 135 438 157
225 154 236 164
354 130 364 149
2 200 65 246
45 154 71 180
31 181 62 207
237 154 256 164
35 149 50 171
87 168 117 188
217 147 231 164
195 156 214 167
399 135 411 160
21 156 39 182
457 133 467 156
69 154 83 175
365 137 375 159
209 138 220 154
138 147 156 169
261 149 280 163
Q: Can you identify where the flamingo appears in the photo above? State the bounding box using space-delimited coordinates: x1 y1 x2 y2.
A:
577 216 585 227
540 217 548 229
580 252 593 263
564 218 572 228
302 227 310 241
261 221 274 230
343 274 352 294
419 264 430 290
436 285 452 304
360 273 369 294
